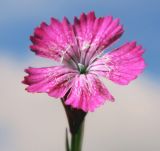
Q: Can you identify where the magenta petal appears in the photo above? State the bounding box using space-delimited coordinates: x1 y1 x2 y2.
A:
30 18 79 66
87 17 123 61
65 74 114 112
31 12 123 67
73 12 124 66
23 66 78 98
89 41 146 85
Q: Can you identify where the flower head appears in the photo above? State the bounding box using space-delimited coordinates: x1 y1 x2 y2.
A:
23 11 145 112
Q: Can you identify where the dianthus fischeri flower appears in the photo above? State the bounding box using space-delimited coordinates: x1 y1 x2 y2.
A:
23 11 145 112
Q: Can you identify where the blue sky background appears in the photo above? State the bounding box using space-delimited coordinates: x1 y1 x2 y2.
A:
0 0 160 81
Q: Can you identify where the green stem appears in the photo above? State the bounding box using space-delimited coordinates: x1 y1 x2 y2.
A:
71 120 85 151
61 98 86 151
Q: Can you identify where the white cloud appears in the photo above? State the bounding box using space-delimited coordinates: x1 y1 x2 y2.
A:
0 56 160 151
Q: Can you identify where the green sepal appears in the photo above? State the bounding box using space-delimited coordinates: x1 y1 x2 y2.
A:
65 128 70 151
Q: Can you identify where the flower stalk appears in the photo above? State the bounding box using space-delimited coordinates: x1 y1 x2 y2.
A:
62 94 86 151
70 120 84 151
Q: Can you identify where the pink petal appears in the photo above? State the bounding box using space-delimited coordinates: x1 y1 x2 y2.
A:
30 18 79 67
73 12 124 66
65 74 114 112
23 66 78 98
89 41 146 85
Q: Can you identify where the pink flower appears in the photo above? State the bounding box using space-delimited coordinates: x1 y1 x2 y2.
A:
23 11 145 112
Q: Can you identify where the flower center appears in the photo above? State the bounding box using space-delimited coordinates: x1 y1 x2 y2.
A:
78 63 87 74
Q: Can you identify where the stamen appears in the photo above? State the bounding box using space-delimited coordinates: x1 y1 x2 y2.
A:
78 63 87 74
